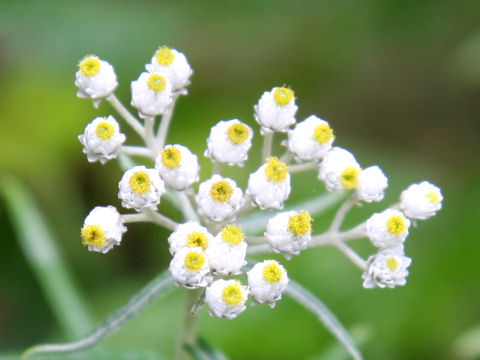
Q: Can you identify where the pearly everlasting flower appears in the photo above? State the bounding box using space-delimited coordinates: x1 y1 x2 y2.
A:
287 115 335 160
81 206 126 254
196 175 244 222
247 260 289 307
118 166 165 211
356 166 388 203
205 119 253 166
205 279 248 319
265 210 312 259
78 115 126 164
155 144 199 191
400 181 443 220
362 248 412 289
366 209 410 249
254 87 297 133
247 157 291 210
75 55 118 107
167 221 213 256
169 247 210 289
146 46 193 90
131 72 172 119
319 147 362 192
206 225 247 275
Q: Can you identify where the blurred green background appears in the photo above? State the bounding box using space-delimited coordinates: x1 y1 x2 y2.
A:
1 0 479 359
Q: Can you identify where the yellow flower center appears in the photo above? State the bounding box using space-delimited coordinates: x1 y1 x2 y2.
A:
155 46 175 66
222 281 244 306
147 74 167 92
313 123 334 144
273 87 294 106
288 210 313 236
340 167 360 190
210 180 233 202
386 257 400 271
263 262 283 283
227 122 249 144
81 225 106 247
95 121 115 140
161 146 182 169
184 251 206 271
186 232 209 250
79 55 101 76
426 191 441 203
386 215 407 235
264 157 289 183
221 225 244 245
129 171 152 194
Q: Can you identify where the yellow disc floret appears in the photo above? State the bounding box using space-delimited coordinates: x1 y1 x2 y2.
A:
426 191 441 203
273 87 294 106
222 281 244 306
155 46 175 66
186 232 209 250
79 55 101 77
263 262 283 283
386 257 400 271
210 180 233 202
386 215 407 235
95 121 115 140
340 167 360 190
288 210 313 236
313 123 334 144
129 171 152 194
184 251 206 271
265 157 289 183
221 225 244 245
161 146 182 169
81 225 106 247
147 74 167 92
227 122 249 144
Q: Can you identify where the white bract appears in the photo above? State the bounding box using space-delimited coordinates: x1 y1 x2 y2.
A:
167 221 212 256
400 181 443 220
247 260 289 307
131 72 172 119
205 225 247 275
118 166 165 211
356 166 388 203
146 47 193 90
366 209 410 249
169 247 210 289
205 279 248 319
155 144 200 191
254 87 297 133
362 248 412 289
319 147 362 192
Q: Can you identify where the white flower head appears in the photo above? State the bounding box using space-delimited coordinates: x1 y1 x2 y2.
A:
400 181 443 220
254 87 297 133
167 221 213 256
362 248 412 289
75 55 118 107
205 279 248 319
131 72 172 119
196 175 244 222
265 210 313 259
78 115 126 164
366 209 410 249
356 166 388 203
155 144 200 191
287 115 335 161
169 247 210 289
146 46 193 90
247 260 289 307
118 166 165 211
206 225 247 276
205 119 253 166
319 147 362 192
247 157 291 210
81 206 126 254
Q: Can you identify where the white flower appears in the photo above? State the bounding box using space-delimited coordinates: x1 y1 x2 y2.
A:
366 209 410 249
356 166 388 203
205 119 253 166
118 166 165 211
318 147 362 192
167 221 213 256
196 175 244 222
247 157 291 210
75 55 118 107
254 87 297 133
206 225 247 275
265 210 312 259
362 248 412 289
146 47 193 90
81 206 126 254
400 181 443 220
155 144 199 191
78 115 126 164
287 115 334 160
247 260 289 307
205 279 248 319
131 72 172 119
169 247 210 289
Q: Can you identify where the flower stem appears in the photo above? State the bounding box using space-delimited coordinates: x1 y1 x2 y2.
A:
121 145 155 159
289 161 318 173
262 131 274 161
157 94 179 149
174 289 201 360
106 94 146 140
328 196 355 233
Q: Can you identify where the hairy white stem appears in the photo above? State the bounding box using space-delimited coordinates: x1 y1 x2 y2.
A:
280 150 294 163
335 242 367 271
176 190 199 222
144 116 157 153
245 235 266 244
212 161 222 175
237 194 255 217
107 94 146 139
142 208 178 231
289 161 318 173
156 94 179 149
329 196 355 233
262 131 274 161
121 145 155 159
